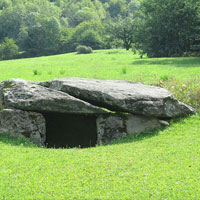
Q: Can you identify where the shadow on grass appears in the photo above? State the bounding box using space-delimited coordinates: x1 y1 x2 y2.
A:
107 115 193 146
131 57 200 67
107 129 161 146
1 114 196 149
0 134 38 148
0 131 162 149
106 50 121 54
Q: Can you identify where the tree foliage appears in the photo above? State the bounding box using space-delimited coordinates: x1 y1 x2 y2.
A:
0 0 199 59
106 16 136 50
0 37 19 60
24 16 61 56
134 0 200 57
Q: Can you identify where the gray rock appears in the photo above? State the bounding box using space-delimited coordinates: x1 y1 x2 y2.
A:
159 120 170 126
48 77 195 118
0 109 46 146
0 79 106 114
125 115 164 134
0 100 4 110
96 114 164 144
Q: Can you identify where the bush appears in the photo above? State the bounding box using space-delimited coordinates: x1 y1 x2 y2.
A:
76 45 92 54
156 76 200 109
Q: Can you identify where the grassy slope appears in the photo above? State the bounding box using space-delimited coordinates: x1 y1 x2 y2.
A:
0 49 200 199
0 49 200 83
0 114 200 200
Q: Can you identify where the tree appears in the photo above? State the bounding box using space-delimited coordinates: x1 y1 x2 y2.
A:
58 27 74 53
24 16 61 56
190 5 200 55
0 37 19 60
106 16 135 50
0 4 26 42
62 0 97 27
134 0 200 57
73 7 100 26
79 30 103 49
0 0 12 10
107 0 126 18
127 0 141 15
70 20 104 50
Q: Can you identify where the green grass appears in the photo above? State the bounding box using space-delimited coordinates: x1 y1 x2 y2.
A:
0 113 200 199
0 49 200 199
0 49 200 83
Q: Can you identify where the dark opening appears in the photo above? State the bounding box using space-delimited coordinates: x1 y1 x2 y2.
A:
42 113 97 148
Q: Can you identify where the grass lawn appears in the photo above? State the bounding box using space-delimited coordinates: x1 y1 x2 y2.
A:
0 114 200 200
0 49 200 83
0 49 200 199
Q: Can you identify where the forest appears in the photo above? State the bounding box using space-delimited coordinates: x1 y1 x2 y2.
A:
0 0 199 59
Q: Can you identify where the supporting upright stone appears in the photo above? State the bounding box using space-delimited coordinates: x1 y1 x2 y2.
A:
96 114 165 145
0 109 46 146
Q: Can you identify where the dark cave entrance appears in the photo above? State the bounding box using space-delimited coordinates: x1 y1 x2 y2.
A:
42 113 98 148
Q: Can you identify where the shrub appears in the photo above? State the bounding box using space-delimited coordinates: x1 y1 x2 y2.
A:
33 69 41 76
157 76 200 109
76 45 92 54
33 69 38 75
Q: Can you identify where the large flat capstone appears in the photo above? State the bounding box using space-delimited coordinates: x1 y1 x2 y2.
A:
46 78 195 118
0 79 106 114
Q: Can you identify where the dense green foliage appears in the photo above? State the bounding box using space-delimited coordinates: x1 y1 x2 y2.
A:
106 16 136 50
0 0 199 59
134 0 200 57
0 37 19 60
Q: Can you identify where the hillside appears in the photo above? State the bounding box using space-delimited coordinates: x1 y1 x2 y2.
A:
0 50 200 199
1 49 200 82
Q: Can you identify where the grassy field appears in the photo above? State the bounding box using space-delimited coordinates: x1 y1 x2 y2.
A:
0 49 200 83
0 49 200 199
1 114 200 200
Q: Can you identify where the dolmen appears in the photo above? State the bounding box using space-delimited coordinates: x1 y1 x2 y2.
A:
0 78 195 148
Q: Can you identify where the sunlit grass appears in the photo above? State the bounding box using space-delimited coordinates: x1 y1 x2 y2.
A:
0 49 200 83
0 113 200 199
0 49 200 199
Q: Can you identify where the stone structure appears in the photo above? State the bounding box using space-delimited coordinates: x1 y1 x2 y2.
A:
96 114 164 145
0 109 46 145
47 78 194 118
0 78 196 147
0 79 105 114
